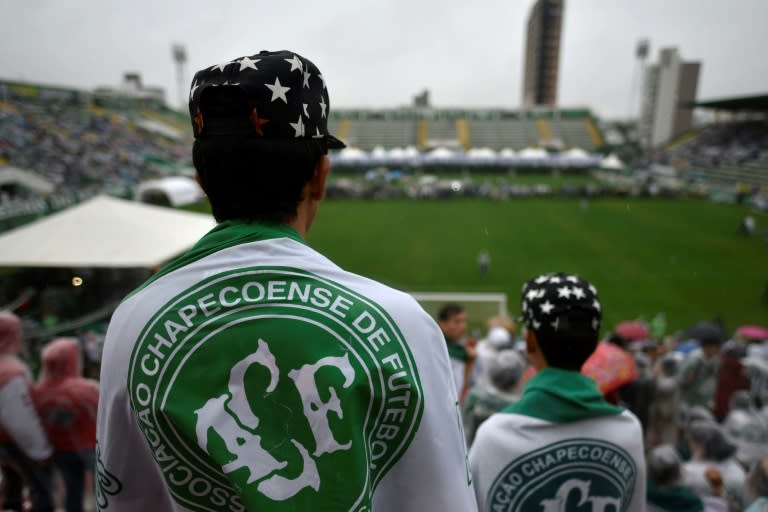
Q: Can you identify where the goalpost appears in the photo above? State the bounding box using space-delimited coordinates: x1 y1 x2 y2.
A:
408 291 510 335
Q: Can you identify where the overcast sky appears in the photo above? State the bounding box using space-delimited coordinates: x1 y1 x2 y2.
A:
1 0 766 119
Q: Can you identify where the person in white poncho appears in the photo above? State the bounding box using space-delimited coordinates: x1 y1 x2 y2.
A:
469 272 647 512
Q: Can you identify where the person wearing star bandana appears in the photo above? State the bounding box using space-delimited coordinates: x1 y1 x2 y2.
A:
96 50 476 512
469 272 647 512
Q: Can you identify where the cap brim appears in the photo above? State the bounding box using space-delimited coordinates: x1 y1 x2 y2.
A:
327 134 346 150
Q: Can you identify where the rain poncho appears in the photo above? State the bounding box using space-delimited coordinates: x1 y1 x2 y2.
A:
33 337 99 452
0 311 51 461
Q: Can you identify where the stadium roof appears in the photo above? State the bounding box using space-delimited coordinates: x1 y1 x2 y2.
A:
688 93 768 111
0 195 215 268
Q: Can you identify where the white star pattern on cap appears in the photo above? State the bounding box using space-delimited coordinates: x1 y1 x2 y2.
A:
265 77 290 103
284 55 303 72
566 275 579 283
317 73 326 89
303 70 311 88
572 287 586 299
593 299 601 311
319 98 327 118
302 103 309 117
535 275 549 284
526 289 540 301
540 301 554 314
551 318 560 331
557 287 571 298
592 317 600 330
589 284 597 294
549 276 561 284
289 114 305 137
533 320 541 330
536 289 546 298
209 61 233 72
189 80 199 100
312 127 323 139
237 56 260 71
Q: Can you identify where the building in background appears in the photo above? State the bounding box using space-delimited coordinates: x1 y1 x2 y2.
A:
522 0 564 107
640 47 700 148
93 72 166 110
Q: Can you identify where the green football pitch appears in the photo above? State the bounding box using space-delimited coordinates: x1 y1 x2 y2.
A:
188 198 768 337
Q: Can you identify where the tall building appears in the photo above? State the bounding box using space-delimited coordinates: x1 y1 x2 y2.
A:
640 48 700 147
522 0 564 107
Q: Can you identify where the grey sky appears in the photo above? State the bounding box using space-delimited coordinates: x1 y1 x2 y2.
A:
1 0 766 119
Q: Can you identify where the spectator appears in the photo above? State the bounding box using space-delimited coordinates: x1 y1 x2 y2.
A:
0 311 54 512
745 456 768 512
472 315 514 387
723 390 768 469
646 444 706 512
34 337 99 512
462 349 525 446
648 354 682 447
438 303 476 401
683 420 748 511
469 272 646 511
95 50 476 511
680 331 724 412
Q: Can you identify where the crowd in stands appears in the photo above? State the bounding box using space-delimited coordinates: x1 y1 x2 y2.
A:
439 302 768 511
661 120 768 170
0 99 189 200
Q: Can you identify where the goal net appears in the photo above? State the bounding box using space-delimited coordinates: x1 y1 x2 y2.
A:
408 291 510 337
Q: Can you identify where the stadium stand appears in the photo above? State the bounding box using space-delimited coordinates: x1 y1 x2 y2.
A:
664 94 768 187
330 108 603 151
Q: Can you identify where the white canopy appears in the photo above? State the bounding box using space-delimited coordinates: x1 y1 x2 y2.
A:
134 176 204 207
0 195 215 268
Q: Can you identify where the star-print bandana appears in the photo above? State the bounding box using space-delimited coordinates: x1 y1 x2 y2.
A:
520 272 602 334
188 50 345 149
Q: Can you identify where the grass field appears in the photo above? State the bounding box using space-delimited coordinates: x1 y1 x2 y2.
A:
189 198 768 337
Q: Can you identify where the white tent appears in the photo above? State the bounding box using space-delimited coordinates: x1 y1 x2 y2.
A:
600 154 626 170
134 176 204 207
0 195 215 268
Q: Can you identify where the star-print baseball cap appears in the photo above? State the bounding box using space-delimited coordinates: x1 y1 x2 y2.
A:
520 272 602 335
188 50 345 150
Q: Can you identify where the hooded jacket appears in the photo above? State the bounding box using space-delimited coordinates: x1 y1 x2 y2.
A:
33 337 99 452
0 311 52 461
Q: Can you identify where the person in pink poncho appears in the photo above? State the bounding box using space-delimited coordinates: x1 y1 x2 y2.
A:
0 311 54 512
34 337 99 512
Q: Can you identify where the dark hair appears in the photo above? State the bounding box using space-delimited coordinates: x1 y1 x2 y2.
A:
533 309 598 370
687 420 737 462
437 303 465 322
192 88 325 223
750 457 768 498
647 445 682 488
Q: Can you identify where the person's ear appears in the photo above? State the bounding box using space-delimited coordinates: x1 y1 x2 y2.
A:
309 155 330 201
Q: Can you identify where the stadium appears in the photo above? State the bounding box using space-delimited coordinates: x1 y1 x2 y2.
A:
1 0 768 509
1 78 765 338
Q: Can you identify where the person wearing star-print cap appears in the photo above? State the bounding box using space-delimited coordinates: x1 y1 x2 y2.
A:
469 272 647 512
96 50 477 512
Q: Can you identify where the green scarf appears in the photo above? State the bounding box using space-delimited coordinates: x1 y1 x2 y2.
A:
126 221 304 300
504 367 623 423
446 341 469 362
646 481 704 512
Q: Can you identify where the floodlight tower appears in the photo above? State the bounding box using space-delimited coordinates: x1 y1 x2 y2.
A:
629 39 649 122
172 44 187 110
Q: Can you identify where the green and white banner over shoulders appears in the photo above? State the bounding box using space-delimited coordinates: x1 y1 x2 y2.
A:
96 222 477 512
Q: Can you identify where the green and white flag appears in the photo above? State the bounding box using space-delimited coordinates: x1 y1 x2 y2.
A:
96 222 476 512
